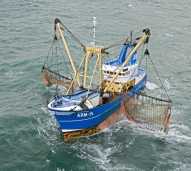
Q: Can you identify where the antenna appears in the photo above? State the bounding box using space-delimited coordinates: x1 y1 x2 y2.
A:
92 16 96 46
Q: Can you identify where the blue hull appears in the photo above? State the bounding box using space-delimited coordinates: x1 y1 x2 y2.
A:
52 96 122 131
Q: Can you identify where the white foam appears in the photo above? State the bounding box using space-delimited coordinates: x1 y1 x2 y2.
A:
166 123 191 144
146 81 159 90
165 33 174 38
128 3 133 7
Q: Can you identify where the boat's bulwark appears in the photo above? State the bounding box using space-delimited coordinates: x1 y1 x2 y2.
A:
49 96 122 132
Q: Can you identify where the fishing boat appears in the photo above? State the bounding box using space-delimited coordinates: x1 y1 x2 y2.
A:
42 18 172 140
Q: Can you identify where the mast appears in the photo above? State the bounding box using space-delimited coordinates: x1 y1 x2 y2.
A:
82 17 103 89
54 18 80 85
83 47 103 88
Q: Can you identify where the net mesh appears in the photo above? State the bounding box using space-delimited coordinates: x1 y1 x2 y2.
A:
124 93 171 132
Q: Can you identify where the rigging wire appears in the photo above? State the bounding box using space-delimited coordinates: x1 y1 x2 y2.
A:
102 37 128 51
146 50 171 102
59 21 86 50
43 36 56 67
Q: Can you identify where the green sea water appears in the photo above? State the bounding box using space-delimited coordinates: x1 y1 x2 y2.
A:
0 0 191 170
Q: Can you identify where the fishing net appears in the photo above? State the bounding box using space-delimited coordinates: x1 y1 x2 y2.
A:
41 66 72 88
41 21 84 89
124 93 171 132
119 45 172 133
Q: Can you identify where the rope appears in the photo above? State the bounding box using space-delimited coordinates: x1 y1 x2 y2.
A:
146 51 171 102
59 22 86 51
102 29 143 52
140 92 171 103
102 37 129 51
42 66 71 80
43 37 56 66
